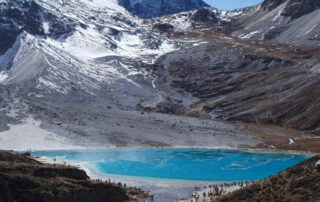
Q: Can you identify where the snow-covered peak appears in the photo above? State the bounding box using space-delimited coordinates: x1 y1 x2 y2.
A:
0 0 176 97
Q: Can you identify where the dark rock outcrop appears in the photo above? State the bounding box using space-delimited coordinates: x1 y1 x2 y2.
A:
0 0 43 55
118 0 209 18
153 23 175 33
191 8 218 25
262 0 320 19
281 0 320 20
261 0 286 10
44 12 77 39
0 0 77 56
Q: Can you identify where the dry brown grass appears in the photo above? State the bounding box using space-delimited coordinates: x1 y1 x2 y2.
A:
0 151 150 202
216 155 320 202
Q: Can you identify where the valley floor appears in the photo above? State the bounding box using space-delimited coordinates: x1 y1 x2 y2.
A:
0 109 319 154
0 109 260 151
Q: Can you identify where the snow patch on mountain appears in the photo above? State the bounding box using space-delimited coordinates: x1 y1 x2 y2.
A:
0 72 8 83
239 30 262 39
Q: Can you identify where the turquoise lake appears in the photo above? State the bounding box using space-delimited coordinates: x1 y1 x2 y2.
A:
31 149 307 181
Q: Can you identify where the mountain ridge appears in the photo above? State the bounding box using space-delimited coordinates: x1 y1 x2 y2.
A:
118 0 209 18
230 0 320 45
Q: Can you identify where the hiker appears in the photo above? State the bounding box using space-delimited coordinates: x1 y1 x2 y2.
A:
195 193 200 202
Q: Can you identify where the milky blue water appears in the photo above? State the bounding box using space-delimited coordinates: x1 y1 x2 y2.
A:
31 149 307 181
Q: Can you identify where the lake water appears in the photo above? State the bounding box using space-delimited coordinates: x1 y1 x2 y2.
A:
31 148 307 181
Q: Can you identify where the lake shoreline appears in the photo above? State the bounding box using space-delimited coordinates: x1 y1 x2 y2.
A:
30 148 309 201
23 145 317 157
35 155 252 201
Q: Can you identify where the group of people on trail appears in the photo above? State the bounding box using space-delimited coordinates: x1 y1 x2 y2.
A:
220 180 255 188
190 180 256 201
192 186 225 201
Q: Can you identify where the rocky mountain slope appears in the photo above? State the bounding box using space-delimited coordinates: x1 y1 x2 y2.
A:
216 155 320 202
0 0 260 151
0 0 177 113
155 0 320 46
231 0 320 45
154 31 320 135
0 0 320 152
118 0 208 18
148 0 320 136
0 151 149 202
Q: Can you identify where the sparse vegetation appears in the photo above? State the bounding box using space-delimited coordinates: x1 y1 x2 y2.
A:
216 155 320 202
0 151 150 202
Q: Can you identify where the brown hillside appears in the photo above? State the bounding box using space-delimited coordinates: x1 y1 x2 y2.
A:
0 151 149 202
216 155 320 202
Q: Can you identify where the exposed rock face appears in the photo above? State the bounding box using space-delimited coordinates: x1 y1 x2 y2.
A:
0 151 150 202
153 23 175 32
217 155 320 202
261 0 286 10
191 8 218 25
118 0 209 18
262 0 320 20
281 0 320 20
0 0 43 55
0 0 76 56
231 0 320 46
